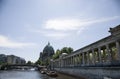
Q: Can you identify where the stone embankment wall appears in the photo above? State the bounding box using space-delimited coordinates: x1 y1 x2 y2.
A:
54 67 120 79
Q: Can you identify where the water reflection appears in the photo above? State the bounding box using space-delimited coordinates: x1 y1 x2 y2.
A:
0 70 78 79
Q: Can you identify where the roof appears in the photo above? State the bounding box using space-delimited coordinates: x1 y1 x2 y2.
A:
43 42 55 55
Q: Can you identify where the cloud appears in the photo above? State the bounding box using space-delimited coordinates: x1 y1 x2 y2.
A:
0 35 35 48
44 16 120 31
44 32 69 39
44 19 82 31
31 29 69 39
30 16 120 39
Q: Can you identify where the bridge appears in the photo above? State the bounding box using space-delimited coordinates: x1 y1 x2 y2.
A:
51 25 120 79
0 64 45 70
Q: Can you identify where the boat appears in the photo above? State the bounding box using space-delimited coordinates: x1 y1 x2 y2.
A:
40 70 46 74
30 68 35 71
40 68 47 74
46 71 58 77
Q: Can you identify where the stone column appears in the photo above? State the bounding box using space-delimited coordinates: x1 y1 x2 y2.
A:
67 58 69 67
75 55 77 66
87 51 89 65
64 59 65 67
56 61 57 68
92 49 95 65
67 58 68 67
71 57 73 66
68 58 70 67
69 57 71 67
77 55 79 66
55 61 57 68
106 44 111 63
71 56 72 66
78 54 81 66
73 56 75 67
116 41 120 61
82 53 85 66
74 55 76 66
59 59 61 68
72 56 74 66
98 47 102 64
66 58 68 67
68 58 69 67
65 58 67 67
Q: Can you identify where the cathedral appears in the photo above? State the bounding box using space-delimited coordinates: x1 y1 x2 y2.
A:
39 42 55 65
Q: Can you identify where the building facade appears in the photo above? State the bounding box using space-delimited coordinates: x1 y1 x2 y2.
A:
7 55 26 64
53 24 120 68
0 54 7 64
0 54 26 65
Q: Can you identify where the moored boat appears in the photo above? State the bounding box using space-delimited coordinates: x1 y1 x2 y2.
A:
40 70 46 74
46 71 58 77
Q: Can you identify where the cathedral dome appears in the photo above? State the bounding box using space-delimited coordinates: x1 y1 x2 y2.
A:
43 42 55 57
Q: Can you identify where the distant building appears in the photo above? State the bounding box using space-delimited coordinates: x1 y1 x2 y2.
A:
0 54 26 65
0 54 7 64
39 42 55 65
7 55 26 64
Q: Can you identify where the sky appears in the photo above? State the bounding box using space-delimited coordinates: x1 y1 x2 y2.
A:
0 0 120 62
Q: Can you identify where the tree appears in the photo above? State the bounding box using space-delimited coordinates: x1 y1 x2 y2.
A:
27 61 32 65
52 47 74 59
61 47 68 53
67 47 73 54
52 49 61 59
35 60 42 65
61 47 73 54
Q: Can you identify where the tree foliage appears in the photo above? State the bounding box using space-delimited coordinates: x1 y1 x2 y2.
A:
35 60 42 65
35 59 46 65
52 49 61 59
27 61 32 65
61 47 73 54
52 47 74 59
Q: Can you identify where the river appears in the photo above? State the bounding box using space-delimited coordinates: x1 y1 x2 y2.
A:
0 70 79 79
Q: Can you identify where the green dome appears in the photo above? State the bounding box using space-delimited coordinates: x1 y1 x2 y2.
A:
43 42 55 57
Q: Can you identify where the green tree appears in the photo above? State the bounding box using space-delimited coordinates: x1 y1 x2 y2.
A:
67 47 73 54
52 49 61 59
35 60 42 65
61 47 68 53
52 47 73 59
61 47 73 54
27 61 32 65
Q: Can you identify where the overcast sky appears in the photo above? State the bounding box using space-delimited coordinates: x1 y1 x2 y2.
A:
0 0 120 62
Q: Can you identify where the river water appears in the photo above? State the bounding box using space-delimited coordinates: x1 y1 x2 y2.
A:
0 70 79 79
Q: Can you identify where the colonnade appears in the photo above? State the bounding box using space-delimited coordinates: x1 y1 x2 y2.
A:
53 40 120 68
